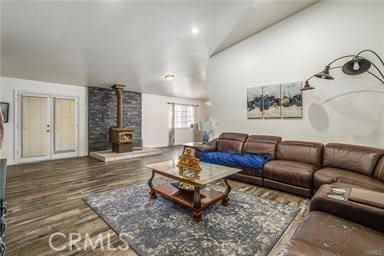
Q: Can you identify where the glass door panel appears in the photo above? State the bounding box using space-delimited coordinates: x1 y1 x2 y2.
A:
54 98 76 153
21 96 50 158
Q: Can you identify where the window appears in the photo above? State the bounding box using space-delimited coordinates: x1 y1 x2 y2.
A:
175 104 194 128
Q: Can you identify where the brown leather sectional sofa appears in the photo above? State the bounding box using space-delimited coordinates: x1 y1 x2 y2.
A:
196 132 384 197
195 132 384 255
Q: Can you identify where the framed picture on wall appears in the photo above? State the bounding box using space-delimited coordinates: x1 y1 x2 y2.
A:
0 102 9 123
262 84 281 118
281 81 303 118
247 86 263 119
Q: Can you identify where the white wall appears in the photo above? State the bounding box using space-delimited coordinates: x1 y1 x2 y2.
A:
142 93 209 147
0 76 88 164
0 77 208 163
209 1 384 148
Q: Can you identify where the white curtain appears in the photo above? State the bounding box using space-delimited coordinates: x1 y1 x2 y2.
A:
192 105 202 142
192 105 198 125
168 103 175 147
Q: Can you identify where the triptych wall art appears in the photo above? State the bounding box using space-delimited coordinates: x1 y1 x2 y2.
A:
247 81 303 119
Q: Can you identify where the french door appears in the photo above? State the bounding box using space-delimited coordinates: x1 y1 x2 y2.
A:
15 92 79 163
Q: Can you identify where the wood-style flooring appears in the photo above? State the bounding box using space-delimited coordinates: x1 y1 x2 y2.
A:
5 147 309 256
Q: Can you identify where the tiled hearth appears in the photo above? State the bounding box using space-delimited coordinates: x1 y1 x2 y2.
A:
90 148 162 162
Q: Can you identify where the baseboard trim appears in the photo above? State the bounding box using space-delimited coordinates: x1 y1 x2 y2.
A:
7 151 89 166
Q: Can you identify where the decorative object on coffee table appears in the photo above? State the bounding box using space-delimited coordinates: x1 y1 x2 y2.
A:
176 148 202 191
177 148 201 172
146 160 241 222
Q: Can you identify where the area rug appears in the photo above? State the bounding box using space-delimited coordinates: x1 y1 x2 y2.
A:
84 180 299 256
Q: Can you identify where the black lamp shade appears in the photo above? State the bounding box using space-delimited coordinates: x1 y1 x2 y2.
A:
301 81 315 91
342 57 371 75
314 66 334 80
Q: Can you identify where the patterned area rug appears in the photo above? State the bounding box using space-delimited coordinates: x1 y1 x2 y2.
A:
84 180 299 256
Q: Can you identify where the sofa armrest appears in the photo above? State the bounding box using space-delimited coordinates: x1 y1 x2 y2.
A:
198 139 217 151
195 139 217 152
195 144 215 152
310 184 384 232
193 139 217 158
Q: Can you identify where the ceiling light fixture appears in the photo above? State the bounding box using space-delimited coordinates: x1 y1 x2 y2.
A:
164 74 175 81
191 27 199 34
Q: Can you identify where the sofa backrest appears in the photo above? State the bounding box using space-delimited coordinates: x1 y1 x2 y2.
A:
373 156 384 181
277 140 323 167
323 143 384 176
217 132 248 153
243 135 282 159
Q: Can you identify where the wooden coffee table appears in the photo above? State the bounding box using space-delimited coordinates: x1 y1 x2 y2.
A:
145 160 241 222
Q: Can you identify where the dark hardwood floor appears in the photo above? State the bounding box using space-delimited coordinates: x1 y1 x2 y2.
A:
5 147 309 256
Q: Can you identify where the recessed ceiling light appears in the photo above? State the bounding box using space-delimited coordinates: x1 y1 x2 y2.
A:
191 27 199 34
164 74 175 81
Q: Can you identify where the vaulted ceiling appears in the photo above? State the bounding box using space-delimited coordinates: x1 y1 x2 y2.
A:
1 0 318 99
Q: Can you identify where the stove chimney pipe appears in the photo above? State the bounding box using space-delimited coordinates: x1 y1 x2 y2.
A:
111 84 125 128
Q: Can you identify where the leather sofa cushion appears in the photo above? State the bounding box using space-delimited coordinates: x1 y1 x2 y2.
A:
277 141 323 167
313 167 384 191
243 135 282 159
263 160 317 188
323 143 384 176
291 211 384 256
373 156 384 182
278 239 340 256
240 167 262 177
263 179 312 198
229 173 263 186
216 132 248 153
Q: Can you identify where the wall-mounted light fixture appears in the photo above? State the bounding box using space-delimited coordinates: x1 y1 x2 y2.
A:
302 49 384 91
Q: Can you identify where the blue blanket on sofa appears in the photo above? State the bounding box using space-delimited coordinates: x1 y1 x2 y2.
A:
200 151 271 169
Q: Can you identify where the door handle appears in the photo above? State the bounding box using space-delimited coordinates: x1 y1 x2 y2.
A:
46 130 50 132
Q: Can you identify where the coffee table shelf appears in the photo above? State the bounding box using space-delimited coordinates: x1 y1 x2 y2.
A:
153 184 225 209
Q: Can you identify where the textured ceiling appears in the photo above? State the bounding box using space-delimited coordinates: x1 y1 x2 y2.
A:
1 0 318 99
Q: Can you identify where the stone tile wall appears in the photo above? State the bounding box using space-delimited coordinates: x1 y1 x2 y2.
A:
88 87 142 151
